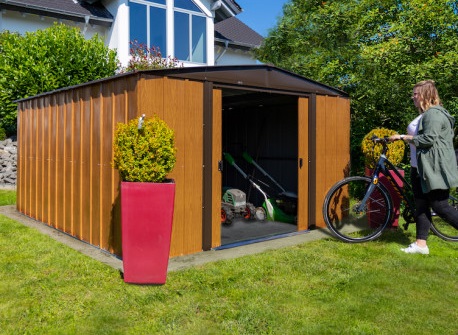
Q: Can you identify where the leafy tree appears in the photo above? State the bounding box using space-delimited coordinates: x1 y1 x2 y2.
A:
256 0 458 173
0 23 119 135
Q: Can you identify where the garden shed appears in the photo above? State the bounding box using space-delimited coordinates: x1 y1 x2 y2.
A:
16 65 350 258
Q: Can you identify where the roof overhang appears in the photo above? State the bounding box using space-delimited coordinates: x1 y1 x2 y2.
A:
16 65 349 103
215 0 242 21
0 0 113 27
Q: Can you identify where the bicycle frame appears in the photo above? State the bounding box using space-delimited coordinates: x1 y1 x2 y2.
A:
357 137 415 228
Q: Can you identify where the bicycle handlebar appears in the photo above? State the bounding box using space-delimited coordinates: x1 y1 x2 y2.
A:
371 135 389 144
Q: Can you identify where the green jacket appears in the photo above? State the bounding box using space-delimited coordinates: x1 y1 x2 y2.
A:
413 105 458 193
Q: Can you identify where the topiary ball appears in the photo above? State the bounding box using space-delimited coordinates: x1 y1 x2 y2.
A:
361 128 405 169
113 115 177 182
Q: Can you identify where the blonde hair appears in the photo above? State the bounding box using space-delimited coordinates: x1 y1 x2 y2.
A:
413 80 442 112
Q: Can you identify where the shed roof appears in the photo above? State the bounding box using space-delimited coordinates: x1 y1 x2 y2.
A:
17 64 348 102
142 65 348 97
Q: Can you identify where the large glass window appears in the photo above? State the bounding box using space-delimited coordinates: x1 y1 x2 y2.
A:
150 6 166 55
192 15 206 63
129 2 147 45
174 1 207 63
174 12 190 61
129 0 207 64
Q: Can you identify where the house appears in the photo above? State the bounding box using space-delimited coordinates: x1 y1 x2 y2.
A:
0 0 264 66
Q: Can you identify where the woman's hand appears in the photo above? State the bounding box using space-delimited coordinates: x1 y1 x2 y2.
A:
388 134 412 143
388 134 402 142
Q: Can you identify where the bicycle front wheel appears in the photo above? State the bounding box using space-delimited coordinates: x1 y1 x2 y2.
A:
429 195 458 242
322 176 393 243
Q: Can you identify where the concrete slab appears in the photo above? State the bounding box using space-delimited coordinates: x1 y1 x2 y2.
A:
0 205 332 273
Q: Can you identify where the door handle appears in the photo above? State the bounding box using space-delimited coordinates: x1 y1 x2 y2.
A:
299 158 303 169
218 160 223 171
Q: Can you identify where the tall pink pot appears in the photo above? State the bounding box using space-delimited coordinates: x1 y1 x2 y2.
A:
121 181 175 284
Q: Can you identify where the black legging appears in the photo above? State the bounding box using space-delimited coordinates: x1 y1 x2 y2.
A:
411 167 458 240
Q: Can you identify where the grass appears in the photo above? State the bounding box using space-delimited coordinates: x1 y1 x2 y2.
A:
0 189 16 206
0 190 457 335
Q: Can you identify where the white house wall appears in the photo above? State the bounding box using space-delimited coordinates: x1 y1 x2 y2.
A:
0 0 254 67
103 0 130 67
215 48 258 65
0 9 107 41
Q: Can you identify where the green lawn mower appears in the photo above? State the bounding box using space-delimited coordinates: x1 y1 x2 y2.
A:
242 151 297 216
223 153 296 225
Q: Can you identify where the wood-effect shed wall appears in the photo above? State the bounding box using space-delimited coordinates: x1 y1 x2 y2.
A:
17 75 206 257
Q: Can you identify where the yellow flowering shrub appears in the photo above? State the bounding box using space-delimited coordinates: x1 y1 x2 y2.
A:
361 128 405 168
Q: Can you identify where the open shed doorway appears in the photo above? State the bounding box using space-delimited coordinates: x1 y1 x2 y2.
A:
220 89 300 246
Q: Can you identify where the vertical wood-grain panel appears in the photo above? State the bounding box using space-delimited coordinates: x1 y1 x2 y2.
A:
91 85 102 247
297 97 309 230
182 80 203 255
30 100 37 219
48 97 57 227
42 97 51 225
55 95 65 231
35 99 43 222
160 78 184 256
314 95 351 227
63 93 73 235
72 90 82 239
16 104 23 212
211 89 222 248
80 87 92 242
314 96 327 227
99 81 113 251
325 96 337 195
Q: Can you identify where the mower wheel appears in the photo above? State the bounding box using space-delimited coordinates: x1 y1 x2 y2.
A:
254 207 267 221
244 203 257 220
221 207 234 225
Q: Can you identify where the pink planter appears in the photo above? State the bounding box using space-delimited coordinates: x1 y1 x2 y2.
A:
121 181 175 284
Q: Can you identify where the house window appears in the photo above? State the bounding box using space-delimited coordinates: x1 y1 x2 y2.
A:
130 1 167 55
129 0 207 64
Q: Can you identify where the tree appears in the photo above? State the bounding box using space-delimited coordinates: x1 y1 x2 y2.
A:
256 0 458 173
0 24 119 135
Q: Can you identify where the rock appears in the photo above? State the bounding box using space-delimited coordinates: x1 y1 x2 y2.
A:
0 138 17 188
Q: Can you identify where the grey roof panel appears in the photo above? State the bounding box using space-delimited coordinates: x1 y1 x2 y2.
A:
215 16 263 48
0 0 113 25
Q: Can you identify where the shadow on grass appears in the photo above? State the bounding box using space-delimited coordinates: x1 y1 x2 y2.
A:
377 226 412 245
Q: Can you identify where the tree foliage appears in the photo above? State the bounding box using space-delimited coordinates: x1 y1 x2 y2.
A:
256 0 458 172
0 23 119 135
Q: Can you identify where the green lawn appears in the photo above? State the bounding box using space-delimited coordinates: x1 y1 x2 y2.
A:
0 190 457 334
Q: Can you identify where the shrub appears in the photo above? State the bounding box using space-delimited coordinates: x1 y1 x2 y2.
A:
0 24 119 136
0 127 6 141
361 128 405 169
113 115 177 182
121 41 182 73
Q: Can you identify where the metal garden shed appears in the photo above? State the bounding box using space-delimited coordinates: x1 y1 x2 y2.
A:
16 65 350 258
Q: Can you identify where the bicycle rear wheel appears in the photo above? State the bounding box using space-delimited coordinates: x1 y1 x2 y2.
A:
322 176 393 242
429 195 458 242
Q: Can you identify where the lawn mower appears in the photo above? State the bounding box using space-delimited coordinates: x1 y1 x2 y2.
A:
221 188 266 225
223 152 296 224
242 151 297 216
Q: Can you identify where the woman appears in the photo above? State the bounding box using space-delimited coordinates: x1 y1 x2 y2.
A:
389 80 458 254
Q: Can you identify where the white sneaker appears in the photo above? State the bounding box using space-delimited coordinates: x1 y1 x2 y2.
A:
401 243 429 255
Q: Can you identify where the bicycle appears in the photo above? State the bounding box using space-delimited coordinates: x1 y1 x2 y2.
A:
322 136 458 243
